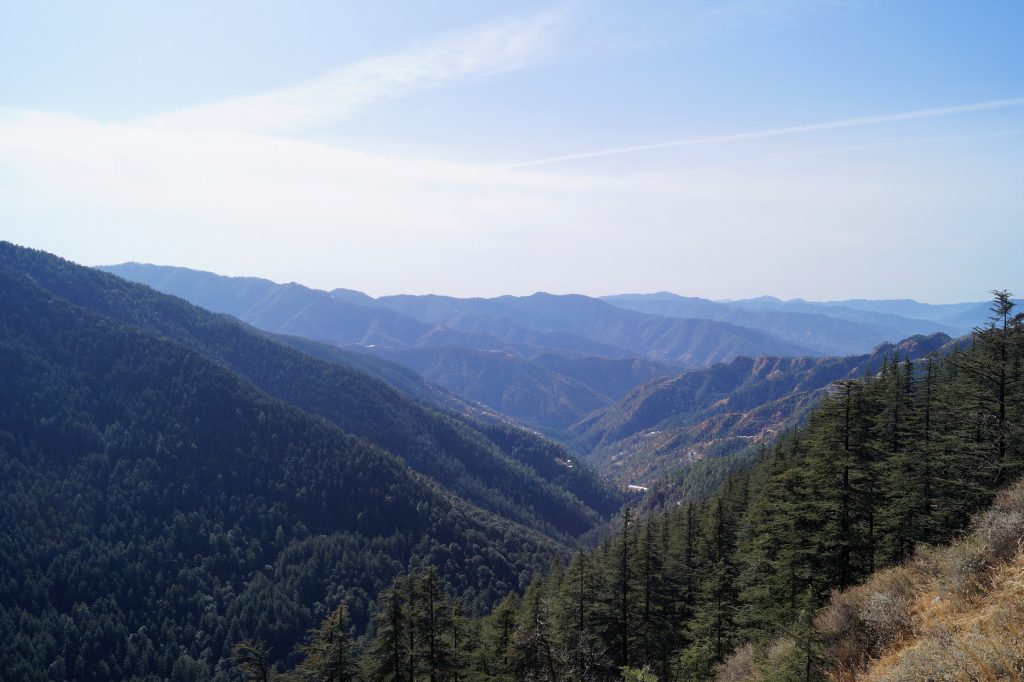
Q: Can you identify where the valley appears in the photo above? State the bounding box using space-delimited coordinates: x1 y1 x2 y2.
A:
1 242 1018 681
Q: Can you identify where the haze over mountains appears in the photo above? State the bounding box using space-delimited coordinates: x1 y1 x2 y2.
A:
602 292 970 356
103 263 983 444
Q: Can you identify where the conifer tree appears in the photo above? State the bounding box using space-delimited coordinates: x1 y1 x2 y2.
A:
363 585 407 682
513 577 561 681
293 604 356 682
956 291 1023 485
232 640 271 682
632 515 670 672
475 593 519 680
556 552 608 680
411 567 454 682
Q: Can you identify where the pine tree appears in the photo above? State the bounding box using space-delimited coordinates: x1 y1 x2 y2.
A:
513 577 561 681
411 567 455 682
805 380 874 588
556 552 609 680
475 593 519 680
363 585 407 682
631 515 670 674
293 603 356 682
232 640 271 682
956 291 1024 486
600 506 637 669
875 356 921 564
681 486 742 677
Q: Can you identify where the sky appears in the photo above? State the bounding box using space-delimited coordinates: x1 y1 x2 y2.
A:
1 0 1022 302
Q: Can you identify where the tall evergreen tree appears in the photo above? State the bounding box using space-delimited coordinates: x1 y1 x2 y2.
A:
232 640 272 682
292 604 356 682
363 585 408 682
411 567 455 682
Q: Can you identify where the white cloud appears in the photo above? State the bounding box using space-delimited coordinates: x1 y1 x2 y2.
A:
137 7 569 134
3 103 1019 302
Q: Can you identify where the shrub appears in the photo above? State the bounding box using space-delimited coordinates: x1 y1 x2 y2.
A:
714 642 760 682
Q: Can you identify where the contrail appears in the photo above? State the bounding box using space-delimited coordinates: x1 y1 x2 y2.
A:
504 97 1024 169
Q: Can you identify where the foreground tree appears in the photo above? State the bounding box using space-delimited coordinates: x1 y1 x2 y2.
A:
232 640 272 682
292 604 356 682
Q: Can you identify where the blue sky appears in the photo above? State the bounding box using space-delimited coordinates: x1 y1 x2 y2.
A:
1 0 1021 301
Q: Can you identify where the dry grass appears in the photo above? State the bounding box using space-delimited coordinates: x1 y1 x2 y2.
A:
827 478 1024 681
714 479 1024 681
861 550 1024 681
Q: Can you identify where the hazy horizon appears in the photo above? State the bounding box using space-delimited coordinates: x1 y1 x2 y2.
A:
95 256 1005 306
2 1 1022 301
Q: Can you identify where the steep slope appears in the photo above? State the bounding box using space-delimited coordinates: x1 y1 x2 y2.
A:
717 478 1024 681
264 330 500 419
0 255 562 680
12 244 622 539
377 292 816 366
364 346 675 433
602 292 960 356
574 333 952 485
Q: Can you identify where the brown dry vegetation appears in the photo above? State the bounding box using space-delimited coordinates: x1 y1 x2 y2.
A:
717 478 1024 681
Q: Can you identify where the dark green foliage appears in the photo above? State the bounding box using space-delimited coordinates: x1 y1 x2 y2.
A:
0 243 580 680
361 583 408 681
5 244 617 541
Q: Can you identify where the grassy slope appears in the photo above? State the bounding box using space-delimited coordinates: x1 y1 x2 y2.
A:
717 478 1024 681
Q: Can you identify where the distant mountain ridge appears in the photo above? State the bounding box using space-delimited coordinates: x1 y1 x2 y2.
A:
101 263 978 484
602 292 969 355
101 264 818 367
373 291 817 366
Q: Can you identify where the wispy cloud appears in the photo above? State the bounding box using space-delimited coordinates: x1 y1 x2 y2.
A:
139 7 569 134
505 97 1024 168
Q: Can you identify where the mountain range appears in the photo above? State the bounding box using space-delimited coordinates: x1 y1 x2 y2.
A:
3 242 1017 680
101 263 977 445
101 264 818 366
601 292 971 355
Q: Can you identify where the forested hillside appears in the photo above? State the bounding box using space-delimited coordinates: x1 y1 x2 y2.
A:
366 346 675 433
314 292 1020 681
374 292 816 367
0 243 620 681
14 245 621 539
573 333 953 487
